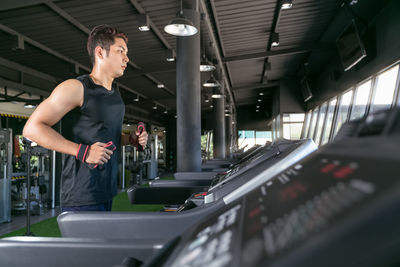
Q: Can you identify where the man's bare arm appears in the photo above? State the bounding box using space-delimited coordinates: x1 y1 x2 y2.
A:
23 79 83 156
23 79 112 164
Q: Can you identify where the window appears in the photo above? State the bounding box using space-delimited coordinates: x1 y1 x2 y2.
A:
256 131 272 145
301 111 312 139
275 115 281 139
303 62 399 145
307 107 319 139
271 118 276 141
333 89 353 137
282 113 305 140
321 98 337 145
314 102 328 145
350 80 371 120
370 65 399 112
238 130 255 151
238 130 272 150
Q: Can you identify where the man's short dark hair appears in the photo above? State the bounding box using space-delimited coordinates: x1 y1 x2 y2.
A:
87 24 128 65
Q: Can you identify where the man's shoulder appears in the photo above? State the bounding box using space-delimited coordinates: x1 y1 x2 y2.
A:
57 79 84 92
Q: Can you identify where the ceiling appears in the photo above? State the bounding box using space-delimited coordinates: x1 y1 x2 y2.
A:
0 0 344 125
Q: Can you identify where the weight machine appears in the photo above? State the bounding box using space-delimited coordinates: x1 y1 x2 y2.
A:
0 129 12 223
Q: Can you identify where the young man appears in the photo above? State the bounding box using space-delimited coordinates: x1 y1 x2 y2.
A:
23 24 148 212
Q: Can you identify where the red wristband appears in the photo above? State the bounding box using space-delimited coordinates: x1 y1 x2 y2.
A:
76 144 89 163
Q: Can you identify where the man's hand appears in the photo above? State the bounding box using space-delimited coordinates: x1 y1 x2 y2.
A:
135 129 148 148
85 142 113 165
136 129 148 148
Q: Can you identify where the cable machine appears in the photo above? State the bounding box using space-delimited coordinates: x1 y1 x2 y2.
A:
0 129 12 223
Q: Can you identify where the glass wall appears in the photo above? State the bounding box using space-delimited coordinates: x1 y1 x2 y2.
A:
307 107 319 139
256 131 272 145
320 98 337 145
370 65 399 112
238 130 272 151
350 80 371 121
282 113 305 140
314 102 327 145
301 111 312 138
301 61 400 147
333 89 353 137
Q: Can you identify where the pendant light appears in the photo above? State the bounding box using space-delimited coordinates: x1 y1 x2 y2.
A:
200 18 215 72
164 0 198 37
211 87 223 99
203 75 219 87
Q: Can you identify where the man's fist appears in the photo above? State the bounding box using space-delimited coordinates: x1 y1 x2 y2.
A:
135 129 148 148
85 142 113 165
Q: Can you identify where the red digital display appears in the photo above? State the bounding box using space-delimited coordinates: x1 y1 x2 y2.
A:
248 207 262 218
279 182 307 202
333 166 354 179
320 163 338 173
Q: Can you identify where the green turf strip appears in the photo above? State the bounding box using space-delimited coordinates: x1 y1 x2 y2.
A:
0 191 165 238
0 217 61 238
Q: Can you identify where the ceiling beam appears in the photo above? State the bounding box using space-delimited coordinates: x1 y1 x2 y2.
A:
45 1 141 70
125 110 163 126
127 0 171 50
44 2 174 100
125 104 150 114
0 24 90 72
200 0 236 113
223 46 328 62
0 78 50 97
0 57 59 84
123 65 176 78
232 81 280 91
0 0 55 11
0 23 172 112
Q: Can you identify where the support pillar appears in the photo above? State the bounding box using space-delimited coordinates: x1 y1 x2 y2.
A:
213 91 226 159
226 112 232 158
176 4 201 172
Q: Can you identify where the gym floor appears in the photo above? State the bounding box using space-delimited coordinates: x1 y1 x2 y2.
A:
0 207 61 237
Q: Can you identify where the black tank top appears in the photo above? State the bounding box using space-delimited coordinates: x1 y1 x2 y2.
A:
60 75 124 206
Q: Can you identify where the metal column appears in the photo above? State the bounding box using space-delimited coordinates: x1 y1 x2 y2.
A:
122 146 125 190
51 150 56 209
176 4 201 172
226 113 232 158
0 129 12 223
214 96 226 159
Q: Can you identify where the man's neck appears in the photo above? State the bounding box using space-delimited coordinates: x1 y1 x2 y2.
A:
89 68 114 91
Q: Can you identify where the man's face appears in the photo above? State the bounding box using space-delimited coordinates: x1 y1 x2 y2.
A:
102 37 129 78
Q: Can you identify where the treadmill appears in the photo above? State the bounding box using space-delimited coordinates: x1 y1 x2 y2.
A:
57 138 317 240
143 108 400 267
148 142 268 187
0 108 398 267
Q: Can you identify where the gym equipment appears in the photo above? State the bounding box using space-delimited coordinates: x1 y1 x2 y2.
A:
23 138 33 236
57 138 316 240
0 236 166 267
0 128 12 223
148 109 400 267
1 108 398 267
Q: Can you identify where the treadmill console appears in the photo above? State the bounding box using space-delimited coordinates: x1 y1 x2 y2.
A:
165 138 400 267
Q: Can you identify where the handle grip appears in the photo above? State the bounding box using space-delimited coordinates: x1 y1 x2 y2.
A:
137 122 145 151
88 141 116 170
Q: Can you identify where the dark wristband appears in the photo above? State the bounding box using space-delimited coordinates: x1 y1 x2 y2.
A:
76 144 89 163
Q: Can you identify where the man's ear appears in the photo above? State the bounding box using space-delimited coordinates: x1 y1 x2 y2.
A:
94 46 104 61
